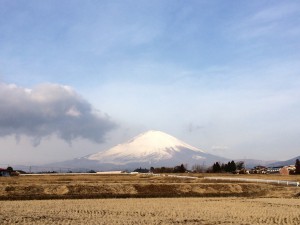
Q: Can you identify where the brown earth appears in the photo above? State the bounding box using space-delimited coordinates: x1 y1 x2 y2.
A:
0 173 299 200
1 198 300 225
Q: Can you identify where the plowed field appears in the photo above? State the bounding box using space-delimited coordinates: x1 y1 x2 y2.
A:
1 198 299 225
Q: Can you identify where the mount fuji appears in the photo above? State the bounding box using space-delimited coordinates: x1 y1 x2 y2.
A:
48 130 228 171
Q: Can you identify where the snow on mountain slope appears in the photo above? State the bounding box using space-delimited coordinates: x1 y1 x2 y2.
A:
86 130 205 164
47 130 229 170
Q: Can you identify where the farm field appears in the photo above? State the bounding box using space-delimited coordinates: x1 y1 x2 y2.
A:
202 173 300 181
1 197 300 225
0 173 299 200
1 174 299 224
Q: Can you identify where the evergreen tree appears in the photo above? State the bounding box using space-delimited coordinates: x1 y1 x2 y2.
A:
6 166 13 173
179 164 186 173
230 160 237 172
212 162 221 173
295 159 300 174
224 162 230 172
173 164 186 173
221 163 225 172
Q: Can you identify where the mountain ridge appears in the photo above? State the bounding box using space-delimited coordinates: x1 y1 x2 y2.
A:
268 155 300 167
47 130 228 170
85 130 205 164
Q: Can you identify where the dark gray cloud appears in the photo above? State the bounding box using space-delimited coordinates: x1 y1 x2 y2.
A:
0 83 116 146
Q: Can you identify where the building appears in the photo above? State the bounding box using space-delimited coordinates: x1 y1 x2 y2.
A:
250 166 267 174
0 168 10 177
267 167 282 174
279 165 296 175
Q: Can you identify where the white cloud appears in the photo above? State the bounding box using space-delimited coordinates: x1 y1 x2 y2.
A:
0 83 116 146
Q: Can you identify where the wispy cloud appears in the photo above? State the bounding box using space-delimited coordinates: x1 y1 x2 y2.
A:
251 3 299 22
228 2 300 40
0 83 116 146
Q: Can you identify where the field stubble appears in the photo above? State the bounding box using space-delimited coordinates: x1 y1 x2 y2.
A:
0 174 300 224
0 174 299 200
1 198 300 225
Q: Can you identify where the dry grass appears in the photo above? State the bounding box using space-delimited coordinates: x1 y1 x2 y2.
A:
1 174 299 224
197 173 300 182
0 197 300 224
0 174 299 200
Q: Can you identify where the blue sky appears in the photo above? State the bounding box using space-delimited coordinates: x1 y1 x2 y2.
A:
0 0 300 165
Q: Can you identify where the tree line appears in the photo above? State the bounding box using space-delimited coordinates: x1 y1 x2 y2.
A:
211 161 244 173
134 164 187 173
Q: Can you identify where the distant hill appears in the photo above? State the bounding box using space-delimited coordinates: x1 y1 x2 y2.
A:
268 155 300 167
234 159 277 169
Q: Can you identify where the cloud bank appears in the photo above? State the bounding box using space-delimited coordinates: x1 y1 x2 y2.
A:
0 83 116 146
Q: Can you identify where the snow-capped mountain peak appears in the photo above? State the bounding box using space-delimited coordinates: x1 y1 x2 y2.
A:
48 130 228 170
86 130 204 164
